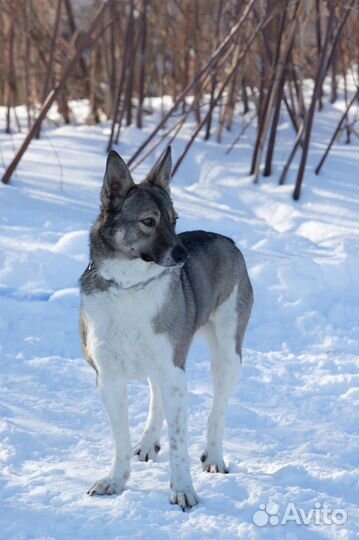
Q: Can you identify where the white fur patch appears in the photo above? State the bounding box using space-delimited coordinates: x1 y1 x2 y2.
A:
82 259 174 380
99 257 167 289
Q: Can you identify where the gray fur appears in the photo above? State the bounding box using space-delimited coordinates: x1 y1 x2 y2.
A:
154 231 253 368
144 145 172 193
88 183 181 268
80 148 253 371
80 260 113 294
101 150 135 209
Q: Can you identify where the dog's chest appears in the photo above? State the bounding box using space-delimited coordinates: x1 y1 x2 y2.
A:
82 275 172 379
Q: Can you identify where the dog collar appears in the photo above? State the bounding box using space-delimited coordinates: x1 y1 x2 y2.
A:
85 259 172 291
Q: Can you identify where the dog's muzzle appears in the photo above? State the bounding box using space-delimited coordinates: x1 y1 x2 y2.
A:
140 244 189 268
170 244 188 265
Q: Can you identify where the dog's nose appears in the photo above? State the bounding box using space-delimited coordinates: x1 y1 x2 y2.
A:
171 245 188 264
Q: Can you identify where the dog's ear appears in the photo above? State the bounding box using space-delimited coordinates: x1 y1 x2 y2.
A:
101 150 134 208
144 146 172 193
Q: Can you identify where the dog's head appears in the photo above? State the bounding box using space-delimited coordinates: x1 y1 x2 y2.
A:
92 147 188 267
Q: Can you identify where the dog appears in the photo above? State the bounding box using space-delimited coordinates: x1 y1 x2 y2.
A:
79 147 253 510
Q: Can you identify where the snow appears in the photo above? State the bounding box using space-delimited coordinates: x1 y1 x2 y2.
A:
0 91 358 540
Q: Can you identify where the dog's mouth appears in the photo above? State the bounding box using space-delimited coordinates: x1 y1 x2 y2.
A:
140 252 154 263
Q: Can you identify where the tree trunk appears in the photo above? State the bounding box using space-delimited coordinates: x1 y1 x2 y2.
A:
204 0 224 141
2 2 111 185
293 9 335 200
136 0 149 129
315 89 358 174
36 0 63 138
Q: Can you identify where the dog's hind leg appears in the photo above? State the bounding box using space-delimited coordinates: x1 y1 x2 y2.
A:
201 284 250 473
133 378 164 461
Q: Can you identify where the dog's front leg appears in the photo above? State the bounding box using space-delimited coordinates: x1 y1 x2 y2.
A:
133 378 164 461
88 373 131 496
159 368 199 510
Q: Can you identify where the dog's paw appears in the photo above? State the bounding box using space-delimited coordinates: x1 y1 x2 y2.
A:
200 451 229 474
87 477 124 496
133 440 161 462
169 487 199 511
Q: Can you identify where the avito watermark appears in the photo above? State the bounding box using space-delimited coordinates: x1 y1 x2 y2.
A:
253 502 347 527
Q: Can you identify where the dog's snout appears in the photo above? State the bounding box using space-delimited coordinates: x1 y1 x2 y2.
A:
171 245 188 264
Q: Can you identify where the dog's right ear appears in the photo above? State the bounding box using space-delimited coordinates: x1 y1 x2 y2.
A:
101 150 134 209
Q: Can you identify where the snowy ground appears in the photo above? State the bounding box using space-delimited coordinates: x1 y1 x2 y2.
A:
0 92 358 540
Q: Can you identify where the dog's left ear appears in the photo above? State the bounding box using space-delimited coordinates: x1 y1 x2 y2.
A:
101 150 135 209
144 146 172 194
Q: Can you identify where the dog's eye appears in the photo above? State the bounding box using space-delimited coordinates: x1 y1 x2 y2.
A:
141 217 156 228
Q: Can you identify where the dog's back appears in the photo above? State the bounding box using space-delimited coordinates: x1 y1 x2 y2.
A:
154 230 253 368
